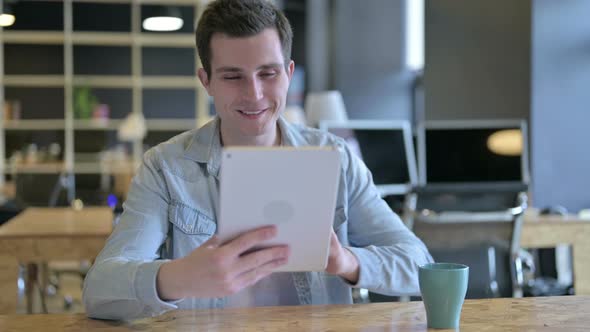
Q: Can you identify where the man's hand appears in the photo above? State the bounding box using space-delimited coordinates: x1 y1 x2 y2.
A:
156 226 290 301
325 229 360 284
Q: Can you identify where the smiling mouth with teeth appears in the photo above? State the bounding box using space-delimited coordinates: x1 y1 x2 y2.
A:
238 109 267 116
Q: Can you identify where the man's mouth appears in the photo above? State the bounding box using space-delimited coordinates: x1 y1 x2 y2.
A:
237 108 268 118
239 109 265 115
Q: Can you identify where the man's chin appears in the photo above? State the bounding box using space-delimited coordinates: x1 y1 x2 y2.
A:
239 125 270 137
239 119 278 137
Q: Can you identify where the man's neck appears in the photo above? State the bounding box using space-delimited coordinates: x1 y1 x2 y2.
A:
220 123 281 147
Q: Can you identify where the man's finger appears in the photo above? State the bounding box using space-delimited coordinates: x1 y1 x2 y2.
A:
235 257 288 288
234 245 290 275
222 226 278 255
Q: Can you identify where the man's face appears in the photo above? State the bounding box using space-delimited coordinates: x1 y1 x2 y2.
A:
198 28 294 141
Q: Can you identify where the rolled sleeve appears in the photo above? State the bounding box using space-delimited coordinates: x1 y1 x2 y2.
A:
135 260 181 316
343 246 380 289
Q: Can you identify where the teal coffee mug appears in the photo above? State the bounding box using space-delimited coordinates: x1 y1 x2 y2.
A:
419 263 469 329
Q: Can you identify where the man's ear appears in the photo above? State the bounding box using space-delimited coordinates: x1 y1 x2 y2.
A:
287 60 295 82
197 68 211 95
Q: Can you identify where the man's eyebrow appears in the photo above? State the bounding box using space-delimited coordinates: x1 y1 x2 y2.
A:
258 63 283 70
215 67 242 74
214 63 283 74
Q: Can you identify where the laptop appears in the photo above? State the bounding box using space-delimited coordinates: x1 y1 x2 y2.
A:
415 119 529 214
320 120 418 197
217 146 341 272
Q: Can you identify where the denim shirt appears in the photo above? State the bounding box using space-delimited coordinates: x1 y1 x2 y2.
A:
83 116 433 320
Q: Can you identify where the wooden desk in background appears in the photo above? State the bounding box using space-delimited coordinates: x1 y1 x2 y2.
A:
0 296 588 331
522 212 590 295
0 207 113 313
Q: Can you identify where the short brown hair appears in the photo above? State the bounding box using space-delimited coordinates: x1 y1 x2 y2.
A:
195 0 293 77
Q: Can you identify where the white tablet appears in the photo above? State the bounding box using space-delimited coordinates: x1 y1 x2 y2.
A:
218 146 341 272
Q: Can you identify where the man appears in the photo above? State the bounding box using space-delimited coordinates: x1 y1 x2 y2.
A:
83 0 432 320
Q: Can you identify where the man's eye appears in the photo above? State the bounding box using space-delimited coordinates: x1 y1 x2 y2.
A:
224 76 240 80
260 72 277 78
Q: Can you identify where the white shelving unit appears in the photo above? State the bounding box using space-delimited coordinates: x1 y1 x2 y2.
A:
0 0 210 189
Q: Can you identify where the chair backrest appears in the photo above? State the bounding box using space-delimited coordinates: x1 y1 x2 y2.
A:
411 192 527 298
413 213 523 298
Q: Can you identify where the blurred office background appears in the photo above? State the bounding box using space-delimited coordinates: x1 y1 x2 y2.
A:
0 0 589 314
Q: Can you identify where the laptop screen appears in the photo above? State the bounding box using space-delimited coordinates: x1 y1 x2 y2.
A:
322 120 417 195
420 120 529 184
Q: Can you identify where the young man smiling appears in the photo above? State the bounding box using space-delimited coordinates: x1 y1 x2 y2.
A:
83 0 432 320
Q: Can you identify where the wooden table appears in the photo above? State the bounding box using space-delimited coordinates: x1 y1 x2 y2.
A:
522 212 590 295
0 207 113 313
0 295 588 331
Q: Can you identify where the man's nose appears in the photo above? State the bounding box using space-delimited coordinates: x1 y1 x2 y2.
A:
243 78 263 101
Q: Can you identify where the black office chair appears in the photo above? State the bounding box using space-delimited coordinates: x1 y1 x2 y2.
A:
411 192 527 298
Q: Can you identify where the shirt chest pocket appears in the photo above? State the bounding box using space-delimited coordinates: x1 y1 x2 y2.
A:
168 200 217 237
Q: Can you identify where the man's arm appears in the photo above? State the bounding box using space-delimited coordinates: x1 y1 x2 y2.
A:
82 150 176 319
339 144 434 296
83 149 290 320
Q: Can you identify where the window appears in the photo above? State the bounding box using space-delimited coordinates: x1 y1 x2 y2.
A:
405 0 424 70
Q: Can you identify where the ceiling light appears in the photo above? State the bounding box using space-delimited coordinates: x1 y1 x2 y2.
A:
0 4 15 27
143 6 183 32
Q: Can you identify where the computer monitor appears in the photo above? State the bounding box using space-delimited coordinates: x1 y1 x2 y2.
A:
320 120 418 196
417 119 530 187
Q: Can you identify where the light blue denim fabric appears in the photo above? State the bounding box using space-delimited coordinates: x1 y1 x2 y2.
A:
83 116 433 320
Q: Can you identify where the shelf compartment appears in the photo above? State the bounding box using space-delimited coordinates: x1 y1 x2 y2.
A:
5 1 64 31
142 47 195 76
74 46 132 76
4 87 65 119
143 130 187 149
5 130 66 164
78 88 133 119
4 44 64 75
143 88 196 118
73 2 132 32
74 130 122 154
